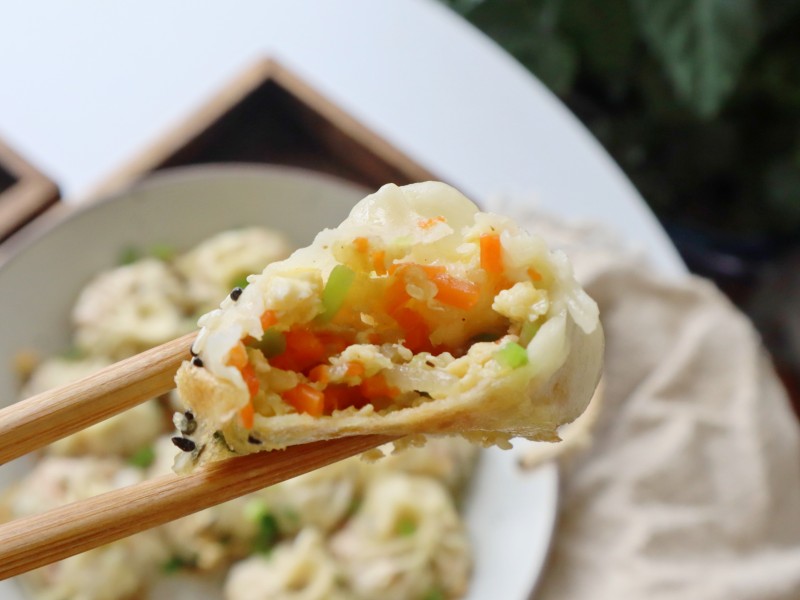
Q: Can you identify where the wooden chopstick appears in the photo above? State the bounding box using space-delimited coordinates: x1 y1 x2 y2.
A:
0 332 197 465
0 433 394 580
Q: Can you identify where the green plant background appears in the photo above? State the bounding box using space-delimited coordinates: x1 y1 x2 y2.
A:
444 0 800 242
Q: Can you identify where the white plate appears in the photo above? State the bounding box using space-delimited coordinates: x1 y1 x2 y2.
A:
0 165 558 600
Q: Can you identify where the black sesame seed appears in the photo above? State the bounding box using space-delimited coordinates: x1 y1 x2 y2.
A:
248 435 263 445
184 410 194 421
192 357 204 367
230 287 243 301
171 436 196 452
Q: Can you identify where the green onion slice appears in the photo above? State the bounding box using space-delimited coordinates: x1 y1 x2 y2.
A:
319 264 356 323
495 341 529 369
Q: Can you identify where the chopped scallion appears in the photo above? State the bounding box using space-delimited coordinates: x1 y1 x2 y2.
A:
118 246 141 265
230 273 250 290
253 513 280 554
244 498 269 523
150 243 175 261
395 515 417 536
495 342 529 369
161 555 194 574
519 320 541 346
257 328 286 358
423 588 446 600
319 264 355 323
128 446 155 469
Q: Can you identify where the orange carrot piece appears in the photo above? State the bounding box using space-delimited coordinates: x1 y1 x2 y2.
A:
316 331 352 357
345 361 365 379
240 363 260 397
353 237 369 254
260 310 278 330
392 307 432 353
283 384 325 417
323 384 365 412
372 250 387 275
429 273 480 311
384 276 411 314
308 364 330 385
527 267 543 282
239 401 255 429
227 343 249 369
360 373 400 399
480 233 504 275
270 329 326 372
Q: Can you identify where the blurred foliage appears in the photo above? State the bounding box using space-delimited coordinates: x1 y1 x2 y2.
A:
443 0 800 239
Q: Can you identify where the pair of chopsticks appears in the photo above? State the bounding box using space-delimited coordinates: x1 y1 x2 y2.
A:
0 333 391 580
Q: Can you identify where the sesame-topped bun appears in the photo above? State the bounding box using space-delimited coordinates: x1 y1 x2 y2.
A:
173 182 603 472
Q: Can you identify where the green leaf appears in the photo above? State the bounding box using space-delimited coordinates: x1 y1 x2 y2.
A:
760 0 800 33
764 157 800 227
454 0 579 95
631 0 760 118
562 0 637 81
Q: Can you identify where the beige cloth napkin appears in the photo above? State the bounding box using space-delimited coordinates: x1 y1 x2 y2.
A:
512 213 800 600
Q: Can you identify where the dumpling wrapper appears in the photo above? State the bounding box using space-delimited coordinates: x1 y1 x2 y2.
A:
174 182 603 472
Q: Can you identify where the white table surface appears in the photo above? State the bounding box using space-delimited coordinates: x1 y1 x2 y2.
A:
0 0 684 276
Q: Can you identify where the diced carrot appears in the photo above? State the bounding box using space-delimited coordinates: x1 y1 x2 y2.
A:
490 275 513 294
417 215 445 229
239 401 255 429
316 331 353 357
308 364 330 385
260 310 278 330
345 361 365 379
282 383 325 417
360 373 400 399
372 250 387 275
392 307 432 353
480 234 504 275
353 237 369 254
323 384 366 412
227 343 249 369
384 275 411 314
240 363 260 397
269 329 326 372
429 272 480 311
527 267 543 282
